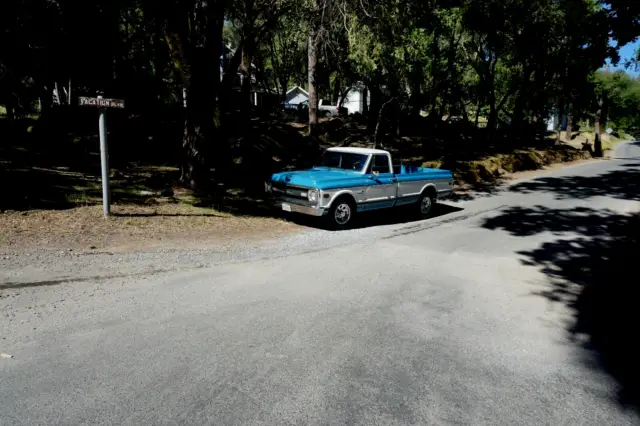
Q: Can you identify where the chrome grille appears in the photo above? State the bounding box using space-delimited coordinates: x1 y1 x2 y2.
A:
271 182 309 201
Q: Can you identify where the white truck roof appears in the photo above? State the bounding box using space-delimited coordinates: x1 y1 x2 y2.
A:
326 147 389 155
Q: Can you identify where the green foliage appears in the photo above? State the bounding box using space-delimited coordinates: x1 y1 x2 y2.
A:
1 0 640 173
260 10 309 95
594 71 640 134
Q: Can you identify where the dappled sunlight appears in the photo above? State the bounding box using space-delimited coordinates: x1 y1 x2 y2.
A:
509 161 640 201
482 162 640 410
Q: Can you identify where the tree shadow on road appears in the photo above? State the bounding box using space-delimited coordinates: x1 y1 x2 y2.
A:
509 160 640 201
481 160 640 411
448 180 508 202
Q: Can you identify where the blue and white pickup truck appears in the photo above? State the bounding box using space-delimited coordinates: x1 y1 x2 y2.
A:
266 147 453 228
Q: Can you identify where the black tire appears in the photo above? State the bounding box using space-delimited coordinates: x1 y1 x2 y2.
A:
418 190 436 218
327 196 356 229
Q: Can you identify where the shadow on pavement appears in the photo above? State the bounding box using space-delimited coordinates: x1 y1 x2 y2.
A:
287 202 464 231
0 270 165 290
481 158 640 411
354 203 464 230
448 180 507 202
509 161 640 201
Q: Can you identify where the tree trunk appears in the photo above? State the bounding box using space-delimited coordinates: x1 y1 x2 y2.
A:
510 66 533 141
510 94 525 141
367 85 381 133
409 62 422 118
338 87 351 108
218 18 276 113
168 0 224 188
40 84 53 115
241 41 254 121
487 106 497 142
442 32 458 120
459 99 469 124
362 86 368 116
374 98 395 150
180 71 209 189
486 90 497 142
307 26 318 138
181 114 207 189
207 1 224 169
565 103 573 140
594 96 606 157
530 114 539 143
555 97 564 145
332 75 341 105
594 118 601 157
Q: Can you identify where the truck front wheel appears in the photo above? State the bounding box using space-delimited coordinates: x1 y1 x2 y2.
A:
328 197 356 229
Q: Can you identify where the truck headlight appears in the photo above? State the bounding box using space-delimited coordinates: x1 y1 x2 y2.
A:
307 189 319 202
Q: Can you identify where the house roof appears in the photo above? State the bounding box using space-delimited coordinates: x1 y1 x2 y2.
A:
286 86 309 96
327 147 389 155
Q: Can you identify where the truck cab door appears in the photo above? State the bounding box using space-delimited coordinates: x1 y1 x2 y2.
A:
363 154 397 209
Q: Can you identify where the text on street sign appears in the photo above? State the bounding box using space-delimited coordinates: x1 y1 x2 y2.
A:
79 97 125 109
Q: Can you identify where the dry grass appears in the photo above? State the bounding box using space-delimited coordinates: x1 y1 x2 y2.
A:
551 129 630 153
0 202 302 253
0 145 305 252
424 145 592 185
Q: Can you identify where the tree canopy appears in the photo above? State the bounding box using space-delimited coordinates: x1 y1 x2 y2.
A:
1 0 639 187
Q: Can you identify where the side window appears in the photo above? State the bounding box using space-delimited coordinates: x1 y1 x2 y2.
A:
369 155 391 174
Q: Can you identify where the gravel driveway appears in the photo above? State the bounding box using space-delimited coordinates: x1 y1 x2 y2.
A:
1 143 640 425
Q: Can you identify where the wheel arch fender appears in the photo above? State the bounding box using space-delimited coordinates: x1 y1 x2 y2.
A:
420 183 438 199
326 190 358 209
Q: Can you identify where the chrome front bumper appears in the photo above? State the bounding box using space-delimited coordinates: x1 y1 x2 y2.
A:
275 200 326 217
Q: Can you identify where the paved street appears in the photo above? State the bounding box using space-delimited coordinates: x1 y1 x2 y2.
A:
2 142 640 425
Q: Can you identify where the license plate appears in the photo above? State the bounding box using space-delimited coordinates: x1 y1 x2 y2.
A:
282 203 292 212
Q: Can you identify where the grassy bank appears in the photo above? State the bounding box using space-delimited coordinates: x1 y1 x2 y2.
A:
422 146 591 185
549 128 633 154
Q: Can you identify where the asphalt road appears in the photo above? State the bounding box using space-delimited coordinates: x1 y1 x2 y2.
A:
2 142 640 425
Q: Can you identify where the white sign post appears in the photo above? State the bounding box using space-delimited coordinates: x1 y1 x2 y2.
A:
78 96 125 217
98 96 110 216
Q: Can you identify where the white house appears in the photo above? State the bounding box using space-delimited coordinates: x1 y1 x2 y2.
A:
339 87 368 115
283 84 370 114
284 86 309 109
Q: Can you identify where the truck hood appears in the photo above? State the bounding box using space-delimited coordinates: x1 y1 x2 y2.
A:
271 168 364 189
271 166 453 190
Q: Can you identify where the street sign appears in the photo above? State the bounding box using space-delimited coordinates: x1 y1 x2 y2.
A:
78 95 125 216
78 96 125 109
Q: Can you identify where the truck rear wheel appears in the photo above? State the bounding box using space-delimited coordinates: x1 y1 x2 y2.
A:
418 190 436 218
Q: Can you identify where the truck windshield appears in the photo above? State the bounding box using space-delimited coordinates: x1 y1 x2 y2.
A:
315 151 368 171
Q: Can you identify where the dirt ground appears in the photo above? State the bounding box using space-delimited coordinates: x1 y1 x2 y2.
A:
0 202 301 253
